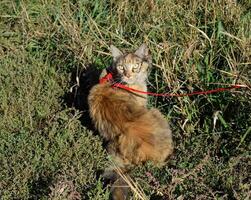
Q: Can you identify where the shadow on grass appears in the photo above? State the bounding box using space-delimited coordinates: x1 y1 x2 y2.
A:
29 175 53 200
63 65 111 198
63 65 102 133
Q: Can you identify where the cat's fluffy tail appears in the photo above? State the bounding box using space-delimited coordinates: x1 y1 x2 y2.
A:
102 167 129 200
88 83 173 164
88 83 148 140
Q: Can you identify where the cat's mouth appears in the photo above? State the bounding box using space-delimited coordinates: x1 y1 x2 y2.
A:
122 77 136 85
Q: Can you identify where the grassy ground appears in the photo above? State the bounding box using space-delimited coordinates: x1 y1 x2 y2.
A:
0 0 250 199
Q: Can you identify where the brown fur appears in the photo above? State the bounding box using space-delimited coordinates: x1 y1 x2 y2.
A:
88 44 173 199
88 83 173 166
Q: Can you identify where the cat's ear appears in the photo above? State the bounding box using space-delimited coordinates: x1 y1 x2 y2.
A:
110 45 123 62
135 43 150 59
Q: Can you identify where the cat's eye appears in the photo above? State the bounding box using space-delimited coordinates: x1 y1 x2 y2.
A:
132 64 140 72
117 65 124 71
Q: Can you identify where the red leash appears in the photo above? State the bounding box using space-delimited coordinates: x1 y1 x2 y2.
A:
99 73 245 97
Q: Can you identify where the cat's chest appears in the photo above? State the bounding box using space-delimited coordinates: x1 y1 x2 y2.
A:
128 84 147 106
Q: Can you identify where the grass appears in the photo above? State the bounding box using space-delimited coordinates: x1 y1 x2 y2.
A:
0 0 250 199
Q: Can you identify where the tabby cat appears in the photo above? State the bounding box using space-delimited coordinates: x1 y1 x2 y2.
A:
88 44 173 199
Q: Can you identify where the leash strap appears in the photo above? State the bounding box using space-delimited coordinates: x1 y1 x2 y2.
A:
100 73 245 97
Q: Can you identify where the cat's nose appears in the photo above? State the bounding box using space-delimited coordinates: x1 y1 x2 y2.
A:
125 72 132 78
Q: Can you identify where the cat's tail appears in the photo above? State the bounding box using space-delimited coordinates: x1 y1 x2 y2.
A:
111 176 129 200
88 83 148 140
103 167 130 200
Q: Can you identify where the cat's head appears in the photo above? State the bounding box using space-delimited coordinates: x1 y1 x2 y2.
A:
110 44 152 84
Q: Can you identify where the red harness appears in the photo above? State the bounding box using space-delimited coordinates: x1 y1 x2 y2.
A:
99 73 245 97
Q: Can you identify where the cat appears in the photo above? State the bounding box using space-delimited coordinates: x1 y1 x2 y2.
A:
88 44 173 200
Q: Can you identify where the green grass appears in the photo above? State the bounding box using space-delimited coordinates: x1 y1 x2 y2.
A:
0 0 250 199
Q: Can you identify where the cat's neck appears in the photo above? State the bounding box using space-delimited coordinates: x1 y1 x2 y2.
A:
127 81 147 92
126 81 148 107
